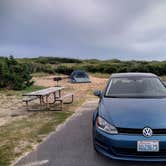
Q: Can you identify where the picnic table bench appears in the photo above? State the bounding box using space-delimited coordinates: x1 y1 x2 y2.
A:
22 87 74 111
22 96 38 103
56 93 74 106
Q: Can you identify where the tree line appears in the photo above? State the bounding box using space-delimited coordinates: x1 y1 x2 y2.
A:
1 56 166 90
18 57 166 76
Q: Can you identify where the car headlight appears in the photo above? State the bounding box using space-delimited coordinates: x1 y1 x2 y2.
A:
96 116 118 134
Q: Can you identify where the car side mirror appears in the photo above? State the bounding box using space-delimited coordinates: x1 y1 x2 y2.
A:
93 90 102 97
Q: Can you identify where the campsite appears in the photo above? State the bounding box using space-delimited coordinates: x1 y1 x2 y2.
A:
0 57 107 165
1 1 166 165
1 56 166 165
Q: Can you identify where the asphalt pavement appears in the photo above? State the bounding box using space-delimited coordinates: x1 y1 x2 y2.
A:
14 100 166 166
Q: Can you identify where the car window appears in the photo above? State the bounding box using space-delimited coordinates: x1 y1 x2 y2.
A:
105 77 166 98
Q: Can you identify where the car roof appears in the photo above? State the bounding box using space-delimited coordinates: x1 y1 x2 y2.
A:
111 72 157 78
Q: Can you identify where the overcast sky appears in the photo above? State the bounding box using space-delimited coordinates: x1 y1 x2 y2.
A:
0 0 166 60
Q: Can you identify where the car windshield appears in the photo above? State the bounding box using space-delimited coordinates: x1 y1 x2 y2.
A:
105 77 166 98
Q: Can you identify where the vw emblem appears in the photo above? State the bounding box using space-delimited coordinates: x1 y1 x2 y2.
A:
142 127 153 137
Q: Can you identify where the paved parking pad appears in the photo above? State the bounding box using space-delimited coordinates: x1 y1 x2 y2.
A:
14 100 166 166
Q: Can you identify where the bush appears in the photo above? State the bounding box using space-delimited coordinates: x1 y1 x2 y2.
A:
0 56 33 90
55 65 75 75
34 57 82 64
17 57 166 76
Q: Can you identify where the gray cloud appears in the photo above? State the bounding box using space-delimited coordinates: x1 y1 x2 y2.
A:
0 0 166 60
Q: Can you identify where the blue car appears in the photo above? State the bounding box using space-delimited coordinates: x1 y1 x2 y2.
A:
93 73 166 161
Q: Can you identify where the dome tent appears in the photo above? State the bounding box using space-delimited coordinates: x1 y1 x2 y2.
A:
70 70 91 83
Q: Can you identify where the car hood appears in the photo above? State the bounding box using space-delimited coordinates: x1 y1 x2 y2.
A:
99 97 166 129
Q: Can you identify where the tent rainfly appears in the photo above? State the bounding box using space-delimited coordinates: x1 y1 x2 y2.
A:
70 70 91 83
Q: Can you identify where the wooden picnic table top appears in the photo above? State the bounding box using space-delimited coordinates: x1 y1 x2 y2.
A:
23 87 65 96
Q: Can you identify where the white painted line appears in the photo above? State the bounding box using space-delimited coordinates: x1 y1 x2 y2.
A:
23 160 49 166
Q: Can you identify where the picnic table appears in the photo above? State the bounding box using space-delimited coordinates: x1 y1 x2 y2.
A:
23 87 74 111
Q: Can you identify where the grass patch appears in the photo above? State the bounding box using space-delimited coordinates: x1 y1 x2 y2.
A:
0 111 73 166
0 85 45 97
21 85 45 93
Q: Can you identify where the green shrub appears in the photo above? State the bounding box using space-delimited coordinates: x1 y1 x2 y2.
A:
0 56 33 90
55 65 75 75
15 57 166 76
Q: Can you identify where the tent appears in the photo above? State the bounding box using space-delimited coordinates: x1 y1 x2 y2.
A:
70 70 91 83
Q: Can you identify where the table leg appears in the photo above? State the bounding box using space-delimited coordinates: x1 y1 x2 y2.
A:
46 95 49 110
53 92 56 103
40 96 43 110
59 90 61 98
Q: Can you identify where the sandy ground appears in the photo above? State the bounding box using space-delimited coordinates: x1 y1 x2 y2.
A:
0 75 107 127
33 75 107 95
0 94 27 126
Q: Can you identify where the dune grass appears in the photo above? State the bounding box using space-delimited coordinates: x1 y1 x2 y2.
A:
0 111 73 166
